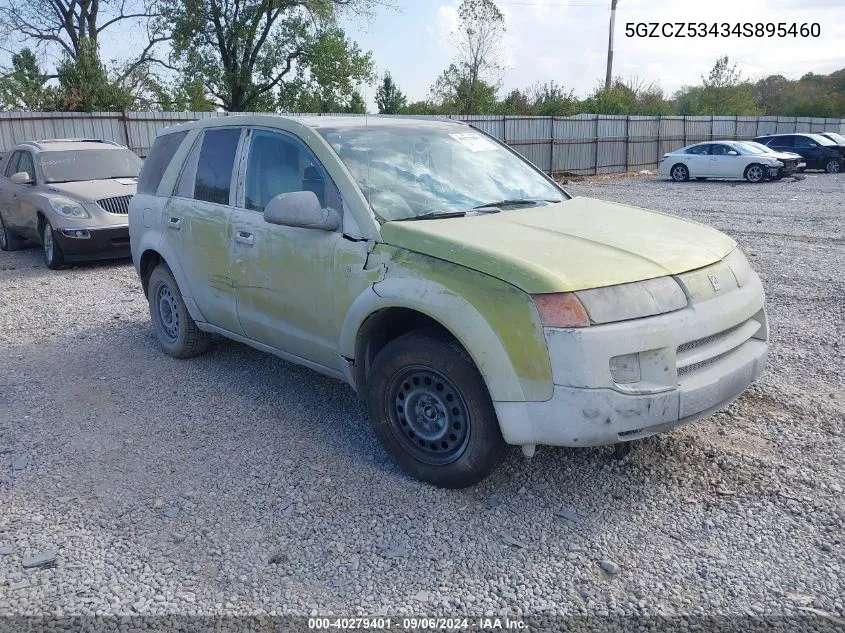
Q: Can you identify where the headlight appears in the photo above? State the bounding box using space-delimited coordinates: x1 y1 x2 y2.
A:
724 248 751 287
532 277 688 327
48 197 89 218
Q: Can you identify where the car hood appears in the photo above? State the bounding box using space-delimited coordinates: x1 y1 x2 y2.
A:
45 178 138 203
379 197 736 294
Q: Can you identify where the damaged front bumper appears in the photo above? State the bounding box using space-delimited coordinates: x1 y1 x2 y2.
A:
493 272 768 447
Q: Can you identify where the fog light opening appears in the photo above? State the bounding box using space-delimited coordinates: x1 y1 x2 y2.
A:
610 353 641 384
62 229 91 239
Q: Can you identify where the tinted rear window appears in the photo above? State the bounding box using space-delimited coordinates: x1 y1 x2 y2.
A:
194 128 242 205
137 131 188 195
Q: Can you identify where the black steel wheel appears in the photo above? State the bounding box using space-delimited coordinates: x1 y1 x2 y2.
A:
387 366 471 466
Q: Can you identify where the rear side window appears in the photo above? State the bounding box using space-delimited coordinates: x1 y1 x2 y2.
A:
193 128 242 205
137 131 188 195
771 136 794 147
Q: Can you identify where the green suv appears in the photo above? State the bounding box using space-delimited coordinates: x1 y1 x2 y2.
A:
129 115 768 488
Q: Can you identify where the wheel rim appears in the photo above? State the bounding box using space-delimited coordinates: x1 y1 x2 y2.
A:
827 160 840 173
386 366 471 466
747 165 764 182
156 283 180 343
43 224 53 261
671 165 686 181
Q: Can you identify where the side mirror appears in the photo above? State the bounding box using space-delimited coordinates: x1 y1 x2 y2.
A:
263 190 340 231
11 171 32 185
727 150 739 156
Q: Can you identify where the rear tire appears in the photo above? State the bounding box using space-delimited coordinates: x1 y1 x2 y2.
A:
0 214 24 251
670 164 689 182
41 219 65 269
365 331 505 488
147 263 210 359
744 163 765 183
825 159 841 174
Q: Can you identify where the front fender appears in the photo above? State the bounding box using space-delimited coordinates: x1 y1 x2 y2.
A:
338 257 553 403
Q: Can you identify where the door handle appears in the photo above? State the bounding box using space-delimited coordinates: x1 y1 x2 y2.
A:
235 231 255 246
167 217 181 230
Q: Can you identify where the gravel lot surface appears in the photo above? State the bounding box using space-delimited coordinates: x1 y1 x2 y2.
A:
1 173 843 628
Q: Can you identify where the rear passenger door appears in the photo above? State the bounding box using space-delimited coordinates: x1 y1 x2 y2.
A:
13 151 39 238
0 151 22 232
164 127 245 335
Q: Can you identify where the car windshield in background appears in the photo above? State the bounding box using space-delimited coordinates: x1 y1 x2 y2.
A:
824 132 845 144
317 124 566 221
734 142 769 155
810 134 836 146
38 149 142 183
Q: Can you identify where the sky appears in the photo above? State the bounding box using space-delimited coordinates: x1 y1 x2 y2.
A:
16 0 845 110
339 0 844 107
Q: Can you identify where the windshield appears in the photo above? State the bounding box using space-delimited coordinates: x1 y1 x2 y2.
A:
824 132 845 144
317 123 566 221
39 149 142 183
734 142 769 155
810 134 835 146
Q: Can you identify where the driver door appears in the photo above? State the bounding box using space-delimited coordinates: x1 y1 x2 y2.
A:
229 128 349 371
708 144 739 178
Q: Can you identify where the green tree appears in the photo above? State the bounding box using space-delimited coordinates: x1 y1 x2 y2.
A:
166 0 373 112
54 39 134 111
376 71 406 114
674 56 759 115
582 77 672 115
430 0 505 113
344 89 367 114
0 48 52 110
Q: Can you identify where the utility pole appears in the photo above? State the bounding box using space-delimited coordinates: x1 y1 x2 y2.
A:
604 0 618 91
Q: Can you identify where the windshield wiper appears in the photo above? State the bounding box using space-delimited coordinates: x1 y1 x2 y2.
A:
398 210 468 221
473 198 560 209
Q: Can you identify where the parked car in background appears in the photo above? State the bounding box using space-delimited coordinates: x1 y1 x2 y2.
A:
735 141 806 177
754 133 844 174
130 115 768 488
0 139 140 268
659 140 798 182
819 131 845 148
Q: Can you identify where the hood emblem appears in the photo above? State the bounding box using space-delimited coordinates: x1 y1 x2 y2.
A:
707 273 721 291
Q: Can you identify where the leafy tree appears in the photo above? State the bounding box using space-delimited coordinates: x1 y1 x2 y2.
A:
529 81 577 116
430 0 504 113
0 0 170 84
376 71 406 114
402 100 442 115
584 77 672 115
54 39 134 111
0 48 52 110
166 0 374 112
674 56 759 115
344 89 367 114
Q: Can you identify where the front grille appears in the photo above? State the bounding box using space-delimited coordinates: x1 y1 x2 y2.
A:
676 318 761 379
97 195 132 215
677 322 745 354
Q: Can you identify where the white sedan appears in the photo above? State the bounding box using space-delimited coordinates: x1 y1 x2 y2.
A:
659 141 802 183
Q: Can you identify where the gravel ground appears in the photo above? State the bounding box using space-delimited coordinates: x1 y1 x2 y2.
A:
0 173 843 628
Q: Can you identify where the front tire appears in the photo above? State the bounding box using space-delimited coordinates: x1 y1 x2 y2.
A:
0 214 24 251
744 163 765 183
365 331 505 488
147 264 210 359
670 164 689 182
825 159 841 174
41 219 65 269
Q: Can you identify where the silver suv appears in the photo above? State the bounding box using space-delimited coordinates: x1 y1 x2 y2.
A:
0 139 141 268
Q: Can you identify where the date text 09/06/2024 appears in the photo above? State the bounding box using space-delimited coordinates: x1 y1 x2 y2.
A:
308 617 528 630
625 22 820 38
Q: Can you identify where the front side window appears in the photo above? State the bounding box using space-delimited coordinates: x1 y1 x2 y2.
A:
38 148 142 183
17 152 36 182
710 144 733 156
793 136 818 148
4 151 21 177
317 124 565 221
684 145 710 155
193 128 242 205
243 129 341 212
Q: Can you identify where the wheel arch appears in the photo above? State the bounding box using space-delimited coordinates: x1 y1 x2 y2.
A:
136 243 205 323
339 280 543 403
